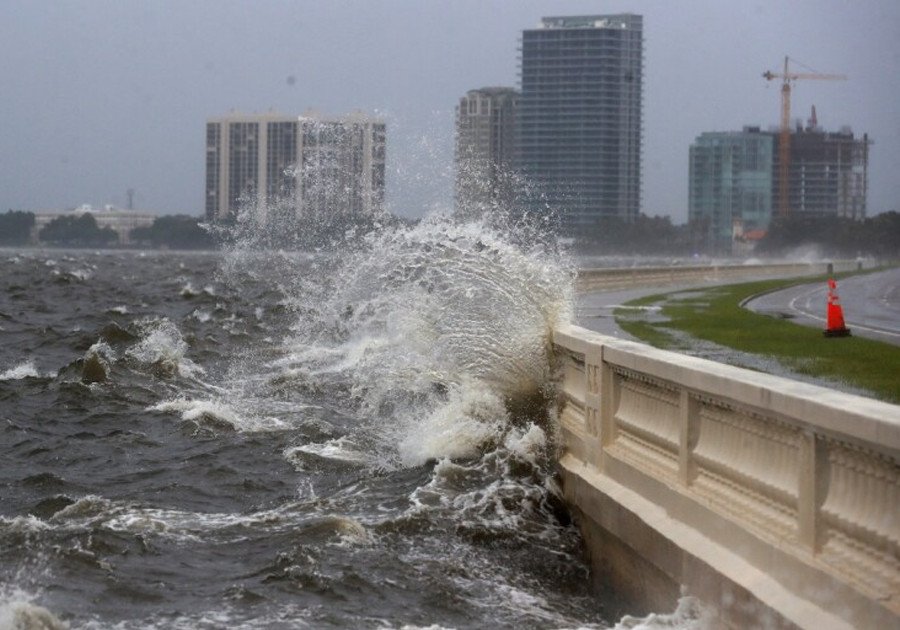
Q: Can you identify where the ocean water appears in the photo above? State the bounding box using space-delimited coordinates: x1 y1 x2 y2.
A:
0 216 708 629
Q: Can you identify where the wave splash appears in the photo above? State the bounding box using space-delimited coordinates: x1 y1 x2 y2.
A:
262 212 575 468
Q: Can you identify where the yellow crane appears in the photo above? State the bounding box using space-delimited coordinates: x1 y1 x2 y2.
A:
762 56 846 217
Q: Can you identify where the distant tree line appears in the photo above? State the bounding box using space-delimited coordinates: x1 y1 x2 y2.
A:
575 211 900 259
0 211 218 249
39 213 118 247
0 210 35 245
574 214 697 255
7 207 899 258
756 211 900 259
130 215 217 249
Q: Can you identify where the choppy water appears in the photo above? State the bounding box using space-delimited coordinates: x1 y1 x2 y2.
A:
1 216 707 629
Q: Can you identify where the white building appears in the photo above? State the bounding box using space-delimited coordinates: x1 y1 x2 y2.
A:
32 204 156 245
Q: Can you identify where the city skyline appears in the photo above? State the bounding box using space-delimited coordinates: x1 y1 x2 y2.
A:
1 0 898 222
517 14 642 228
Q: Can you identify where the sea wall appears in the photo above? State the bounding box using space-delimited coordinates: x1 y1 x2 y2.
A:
552 324 899 628
576 261 862 292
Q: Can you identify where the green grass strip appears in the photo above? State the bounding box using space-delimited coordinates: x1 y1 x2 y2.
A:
615 274 900 404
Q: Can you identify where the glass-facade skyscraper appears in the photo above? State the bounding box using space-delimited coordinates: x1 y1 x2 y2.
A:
517 15 643 231
689 128 774 252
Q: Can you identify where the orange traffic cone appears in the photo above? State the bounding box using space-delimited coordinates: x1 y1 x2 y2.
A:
823 278 851 337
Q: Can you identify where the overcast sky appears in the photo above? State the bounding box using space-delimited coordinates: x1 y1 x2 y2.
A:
1 0 898 223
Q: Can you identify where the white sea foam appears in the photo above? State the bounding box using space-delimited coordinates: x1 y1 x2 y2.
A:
149 397 286 432
40 494 366 548
261 214 574 469
149 398 240 427
76 603 317 630
612 595 715 629
502 422 548 465
127 319 203 377
67 268 92 282
107 305 128 315
285 437 371 467
190 309 212 323
0 361 45 381
0 586 67 630
0 515 52 535
395 381 507 467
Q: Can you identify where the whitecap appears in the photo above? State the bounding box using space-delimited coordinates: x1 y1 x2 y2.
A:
0 515 53 535
127 319 204 377
395 382 507 467
190 309 212 323
285 437 371 467
0 587 67 630
150 398 238 427
68 269 92 281
0 361 45 381
149 398 286 432
613 595 715 629
503 423 548 465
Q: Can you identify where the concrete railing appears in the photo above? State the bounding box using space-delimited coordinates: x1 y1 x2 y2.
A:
576 261 862 292
553 324 900 629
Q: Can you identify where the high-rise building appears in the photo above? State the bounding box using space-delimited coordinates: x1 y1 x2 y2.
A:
454 87 518 216
689 119 869 252
689 127 774 251
517 14 643 230
774 124 868 221
205 111 386 222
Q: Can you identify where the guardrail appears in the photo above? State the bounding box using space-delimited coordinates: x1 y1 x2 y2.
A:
576 261 862 292
553 324 899 628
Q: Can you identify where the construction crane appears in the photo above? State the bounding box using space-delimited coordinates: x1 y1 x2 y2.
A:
762 56 846 217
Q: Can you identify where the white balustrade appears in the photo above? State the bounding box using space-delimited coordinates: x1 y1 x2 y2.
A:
552 324 899 628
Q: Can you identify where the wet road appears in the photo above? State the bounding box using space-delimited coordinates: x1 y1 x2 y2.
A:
744 267 900 346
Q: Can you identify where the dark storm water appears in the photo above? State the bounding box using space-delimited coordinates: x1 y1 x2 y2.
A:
0 243 629 629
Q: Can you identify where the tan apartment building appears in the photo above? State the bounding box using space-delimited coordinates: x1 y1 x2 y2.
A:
205 111 386 223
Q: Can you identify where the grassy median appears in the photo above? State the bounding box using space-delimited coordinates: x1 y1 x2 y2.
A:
615 275 900 404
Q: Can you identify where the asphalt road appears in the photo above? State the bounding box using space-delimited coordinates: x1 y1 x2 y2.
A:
744 267 900 346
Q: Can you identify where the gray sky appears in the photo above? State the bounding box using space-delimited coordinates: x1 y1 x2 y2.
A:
1 0 898 223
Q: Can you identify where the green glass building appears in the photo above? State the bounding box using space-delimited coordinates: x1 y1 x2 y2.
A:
688 128 774 252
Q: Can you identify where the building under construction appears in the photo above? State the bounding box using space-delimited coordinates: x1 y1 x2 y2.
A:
689 112 870 252
773 115 869 220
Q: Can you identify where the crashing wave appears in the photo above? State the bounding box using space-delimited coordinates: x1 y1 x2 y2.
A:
265 214 573 468
0 361 47 381
127 319 204 378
